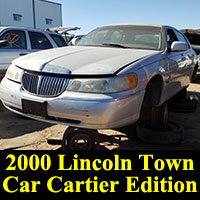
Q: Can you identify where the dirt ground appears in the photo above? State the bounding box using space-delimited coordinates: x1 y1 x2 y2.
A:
0 76 200 150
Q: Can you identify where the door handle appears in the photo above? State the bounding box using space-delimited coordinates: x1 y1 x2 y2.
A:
19 53 27 56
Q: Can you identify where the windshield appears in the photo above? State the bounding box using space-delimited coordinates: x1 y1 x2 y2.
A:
77 25 162 50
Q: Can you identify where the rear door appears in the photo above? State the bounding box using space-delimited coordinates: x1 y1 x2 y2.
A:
28 31 53 50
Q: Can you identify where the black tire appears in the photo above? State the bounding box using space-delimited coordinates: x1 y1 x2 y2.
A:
168 97 198 113
136 120 184 145
62 127 98 150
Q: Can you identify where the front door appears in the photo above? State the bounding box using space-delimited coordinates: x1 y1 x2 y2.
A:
0 29 30 72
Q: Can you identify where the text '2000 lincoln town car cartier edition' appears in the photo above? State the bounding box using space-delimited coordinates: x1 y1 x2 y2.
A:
0 24 198 130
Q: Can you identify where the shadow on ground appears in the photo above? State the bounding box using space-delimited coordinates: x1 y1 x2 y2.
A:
0 111 52 139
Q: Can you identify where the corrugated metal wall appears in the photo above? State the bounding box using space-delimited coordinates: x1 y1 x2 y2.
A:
0 0 62 29
34 0 62 29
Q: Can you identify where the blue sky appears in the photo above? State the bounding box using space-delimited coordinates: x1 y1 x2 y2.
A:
52 0 199 35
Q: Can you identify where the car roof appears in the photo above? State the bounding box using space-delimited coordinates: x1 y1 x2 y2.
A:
0 26 62 35
99 23 164 28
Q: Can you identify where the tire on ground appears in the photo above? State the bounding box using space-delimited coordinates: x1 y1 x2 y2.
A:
62 127 98 150
136 120 184 145
168 95 198 113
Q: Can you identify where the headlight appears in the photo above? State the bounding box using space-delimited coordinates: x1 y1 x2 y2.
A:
6 64 24 83
67 74 137 93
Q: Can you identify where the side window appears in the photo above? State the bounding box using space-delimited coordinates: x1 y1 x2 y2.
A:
50 34 67 47
0 30 27 49
167 29 177 47
174 30 190 48
28 31 53 49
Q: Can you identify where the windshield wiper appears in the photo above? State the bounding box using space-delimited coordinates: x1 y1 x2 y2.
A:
102 43 129 48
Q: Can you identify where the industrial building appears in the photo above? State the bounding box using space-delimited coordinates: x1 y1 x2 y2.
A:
0 0 62 29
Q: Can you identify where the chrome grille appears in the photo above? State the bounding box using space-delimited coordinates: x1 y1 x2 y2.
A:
22 72 69 97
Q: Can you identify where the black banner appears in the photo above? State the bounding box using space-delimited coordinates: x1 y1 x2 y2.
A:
0 150 199 199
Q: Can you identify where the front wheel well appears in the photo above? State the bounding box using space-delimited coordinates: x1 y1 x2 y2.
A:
191 63 199 82
143 75 163 106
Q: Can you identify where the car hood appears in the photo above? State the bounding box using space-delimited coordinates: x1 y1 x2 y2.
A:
14 46 158 75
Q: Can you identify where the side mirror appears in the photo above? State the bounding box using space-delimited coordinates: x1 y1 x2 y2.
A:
0 40 8 48
170 41 188 52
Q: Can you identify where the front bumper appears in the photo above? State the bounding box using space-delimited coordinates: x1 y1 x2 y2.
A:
0 78 145 129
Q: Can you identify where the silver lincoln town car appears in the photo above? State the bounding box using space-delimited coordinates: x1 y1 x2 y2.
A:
0 24 198 130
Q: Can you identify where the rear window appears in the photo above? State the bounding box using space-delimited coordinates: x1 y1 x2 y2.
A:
50 34 67 47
